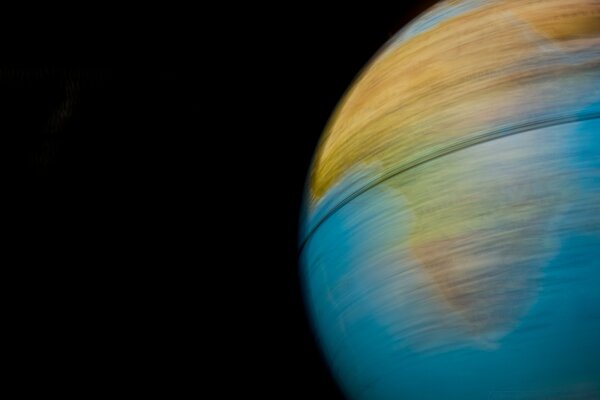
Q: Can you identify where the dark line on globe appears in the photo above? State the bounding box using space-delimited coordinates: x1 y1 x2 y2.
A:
298 111 600 254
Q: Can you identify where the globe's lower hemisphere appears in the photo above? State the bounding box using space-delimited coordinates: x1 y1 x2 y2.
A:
301 120 600 399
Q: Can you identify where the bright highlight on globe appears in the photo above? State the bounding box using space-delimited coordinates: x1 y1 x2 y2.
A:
299 1 600 398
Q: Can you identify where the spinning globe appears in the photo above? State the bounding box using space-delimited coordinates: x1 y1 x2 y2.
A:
299 1 600 399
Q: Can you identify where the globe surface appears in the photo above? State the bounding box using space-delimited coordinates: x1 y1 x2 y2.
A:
299 1 600 399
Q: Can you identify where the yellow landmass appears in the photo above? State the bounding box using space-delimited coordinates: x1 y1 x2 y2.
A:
309 0 600 208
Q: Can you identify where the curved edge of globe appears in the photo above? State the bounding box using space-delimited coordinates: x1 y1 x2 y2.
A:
382 0 491 54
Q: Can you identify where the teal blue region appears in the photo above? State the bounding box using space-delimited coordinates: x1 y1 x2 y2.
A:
301 119 600 399
385 0 488 51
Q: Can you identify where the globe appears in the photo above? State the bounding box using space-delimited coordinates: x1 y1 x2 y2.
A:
299 1 600 399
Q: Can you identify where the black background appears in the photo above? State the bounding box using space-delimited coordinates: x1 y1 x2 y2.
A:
6 2 438 397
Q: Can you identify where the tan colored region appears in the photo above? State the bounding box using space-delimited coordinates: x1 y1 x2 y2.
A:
411 227 551 338
398 128 571 338
514 0 600 40
309 0 600 207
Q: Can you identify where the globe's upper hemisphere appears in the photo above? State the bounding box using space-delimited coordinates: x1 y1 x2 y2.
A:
305 0 600 215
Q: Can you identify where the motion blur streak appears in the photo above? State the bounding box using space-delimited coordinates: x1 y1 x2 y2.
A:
300 1 600 399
